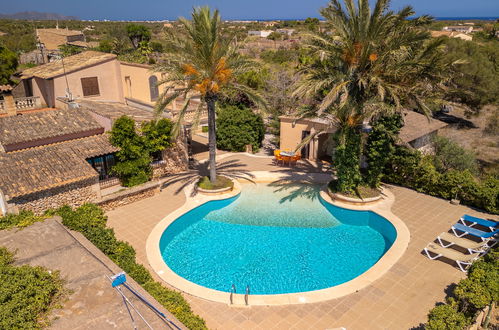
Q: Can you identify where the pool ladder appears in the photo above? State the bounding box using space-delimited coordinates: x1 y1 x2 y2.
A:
245 285 250 305
229 284 250 306
230 284 236 304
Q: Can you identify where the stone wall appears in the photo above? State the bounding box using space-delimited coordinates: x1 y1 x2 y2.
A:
152 139 189 179
98 182 159 211
9 177 99 215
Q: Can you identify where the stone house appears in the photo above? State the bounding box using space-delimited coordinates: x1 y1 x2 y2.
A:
36 28 87 52
18 51 206 124
21 51 124 108
442 26 473 34
0 108 117 214
0 105 188 215
279 111 448 161
248 30 273 38
430 31 473 41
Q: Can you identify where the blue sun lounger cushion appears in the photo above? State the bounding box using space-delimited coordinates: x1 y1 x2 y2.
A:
460 214 499 231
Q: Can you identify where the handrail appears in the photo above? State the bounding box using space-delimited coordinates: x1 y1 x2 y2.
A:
245 285 250 306
230 284 236 304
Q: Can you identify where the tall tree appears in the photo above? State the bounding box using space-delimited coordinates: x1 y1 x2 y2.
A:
154 7 266 182
294 0 451 192
0 43 18 85
126 24 151 49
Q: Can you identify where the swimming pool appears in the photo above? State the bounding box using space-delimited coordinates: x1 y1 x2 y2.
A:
159 183 397 295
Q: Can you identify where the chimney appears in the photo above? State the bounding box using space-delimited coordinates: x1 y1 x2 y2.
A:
3 93 17 116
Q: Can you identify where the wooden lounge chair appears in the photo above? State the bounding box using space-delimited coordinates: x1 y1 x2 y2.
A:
436 232 494 254
423 242 482 272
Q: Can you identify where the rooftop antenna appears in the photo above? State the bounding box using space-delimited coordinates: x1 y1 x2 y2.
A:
61 55 73 102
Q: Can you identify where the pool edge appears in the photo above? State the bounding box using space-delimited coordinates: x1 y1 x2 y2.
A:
146 171 410 306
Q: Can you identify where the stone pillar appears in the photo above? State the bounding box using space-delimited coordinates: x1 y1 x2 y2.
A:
4 93 16 116
0 189 7 216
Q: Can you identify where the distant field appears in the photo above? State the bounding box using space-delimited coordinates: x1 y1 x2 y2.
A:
439 104 498 173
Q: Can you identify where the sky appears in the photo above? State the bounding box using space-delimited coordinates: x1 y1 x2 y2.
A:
2 0 499 21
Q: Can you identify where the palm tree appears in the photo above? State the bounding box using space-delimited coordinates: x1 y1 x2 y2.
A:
154 7 266 183
294 0 452 192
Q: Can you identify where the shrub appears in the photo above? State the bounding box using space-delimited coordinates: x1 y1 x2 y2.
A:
0 210 46 230
216 104 265 152
484 111 499 136
55 204 206 329
427 303 470 330
141 118 173 154
454 252 499 314
385 146 498 214
426 248 498 329
260 49 298 64
0 43 18 85
432 136 478 175
109 116 173 187
109 116 152 186
0 247 65 329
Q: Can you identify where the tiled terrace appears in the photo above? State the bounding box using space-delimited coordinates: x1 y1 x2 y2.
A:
106 154 497 330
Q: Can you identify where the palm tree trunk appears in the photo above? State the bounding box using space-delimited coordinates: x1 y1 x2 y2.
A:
206 97 217 183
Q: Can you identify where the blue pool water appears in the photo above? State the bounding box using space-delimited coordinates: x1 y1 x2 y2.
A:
160 183 397 295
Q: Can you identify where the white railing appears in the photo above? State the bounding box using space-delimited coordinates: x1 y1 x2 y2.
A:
15 96 41 110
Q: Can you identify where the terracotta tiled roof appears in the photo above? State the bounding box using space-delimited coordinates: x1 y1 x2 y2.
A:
22 51 117 79
77 99 166 122
0 134 117 198
36 28 85 51
399 111 448 143
0 85 13 93
67 40 93 48
0 108 103 151
431 31 454 38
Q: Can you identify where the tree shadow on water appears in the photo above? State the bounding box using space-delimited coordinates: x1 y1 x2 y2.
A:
269 162 331 204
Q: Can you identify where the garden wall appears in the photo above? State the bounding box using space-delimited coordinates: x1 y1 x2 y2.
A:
152 139 189 179
9 177 100 215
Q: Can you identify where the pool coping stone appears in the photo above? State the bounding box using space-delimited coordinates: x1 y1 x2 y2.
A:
146 171 410 306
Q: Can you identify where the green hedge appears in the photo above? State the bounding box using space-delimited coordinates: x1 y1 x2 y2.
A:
54 204 206 329
216 104 265 152
0 210 46 230
385 147 498 214
426 248 498 329
0 247 65 329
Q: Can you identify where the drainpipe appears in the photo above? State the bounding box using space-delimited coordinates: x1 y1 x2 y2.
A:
0 189 8 216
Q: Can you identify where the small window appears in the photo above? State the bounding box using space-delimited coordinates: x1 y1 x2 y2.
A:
149 75 159 101
151 150 163 162
81 77 100 97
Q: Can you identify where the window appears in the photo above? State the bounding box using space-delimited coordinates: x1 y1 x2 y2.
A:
149 75 159 101
87 154 116 180
81 77 100 97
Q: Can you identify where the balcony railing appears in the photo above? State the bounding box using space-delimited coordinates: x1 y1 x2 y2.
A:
0 100 4 112
15 96 41 110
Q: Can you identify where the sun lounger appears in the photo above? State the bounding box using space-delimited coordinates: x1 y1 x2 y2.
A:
459 214 499 231
451 223 499 241
436 232 492 254
423 242 482 272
